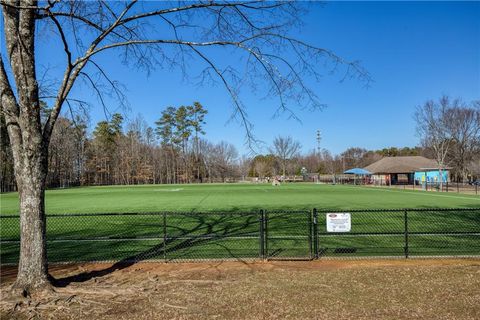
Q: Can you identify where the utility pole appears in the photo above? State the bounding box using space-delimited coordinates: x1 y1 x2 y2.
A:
316 130 322 184
316 130 322 156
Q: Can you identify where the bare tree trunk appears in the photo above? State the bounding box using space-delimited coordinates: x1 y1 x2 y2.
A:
5 94 51 294
2 91 51 293
1 3 51 293
14 150 49 293
439 167 443 191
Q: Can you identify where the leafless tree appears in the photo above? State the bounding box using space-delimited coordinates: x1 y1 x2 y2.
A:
415 96 480 184
211 141 238 182
340 147 368 170
415 96 456 189
468 158 480 180
298 151 321 174
270 135 301 176
254 160 267 179
320 149 337 175
0 0 369 293
238 155 252 181
444 101 480 181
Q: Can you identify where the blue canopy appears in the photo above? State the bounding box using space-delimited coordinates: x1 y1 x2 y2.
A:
344 168 372 175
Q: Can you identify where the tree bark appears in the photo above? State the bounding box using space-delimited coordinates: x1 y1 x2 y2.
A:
1 1 52 294
13 147 50 293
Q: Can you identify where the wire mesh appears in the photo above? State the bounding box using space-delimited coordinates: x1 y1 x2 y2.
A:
407 208 480 257
316 208 480 258
265 211 312 260
317 210 406 257
0 208 479 264
164 212 260 261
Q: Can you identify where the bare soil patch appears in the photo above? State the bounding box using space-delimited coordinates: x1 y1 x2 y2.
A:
1 259 479 319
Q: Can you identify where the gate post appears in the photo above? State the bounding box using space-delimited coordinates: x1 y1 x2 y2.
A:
264 210 269 260
313 208 319 259
308 209 313 259
163 212 167 262
404 209 409 259
259 209 265 260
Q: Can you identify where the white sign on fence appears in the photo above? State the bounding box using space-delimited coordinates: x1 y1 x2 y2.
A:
326 213 351 232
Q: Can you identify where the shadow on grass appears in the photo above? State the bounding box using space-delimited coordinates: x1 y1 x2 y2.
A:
52 213 263 287
2 208 478 288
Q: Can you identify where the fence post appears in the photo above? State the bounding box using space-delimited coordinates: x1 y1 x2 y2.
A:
264 210 269 260
163 212 167 262
308 211 314 260
259 209 265 260
313 208 319 259
404 209 409 259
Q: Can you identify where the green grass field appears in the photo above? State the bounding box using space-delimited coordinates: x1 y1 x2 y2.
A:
1 183 479 264
1 183 479 214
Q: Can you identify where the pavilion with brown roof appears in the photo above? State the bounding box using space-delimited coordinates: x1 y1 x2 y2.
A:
363 156 449 185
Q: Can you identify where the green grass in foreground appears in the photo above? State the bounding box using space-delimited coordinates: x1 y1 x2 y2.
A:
1 183 479 215
1 184 479 264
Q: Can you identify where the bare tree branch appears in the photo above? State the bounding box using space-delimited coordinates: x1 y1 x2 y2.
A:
0 56 20 124
188 44 256 147
78 71 111 119
45 7 72 67
33 1 370 149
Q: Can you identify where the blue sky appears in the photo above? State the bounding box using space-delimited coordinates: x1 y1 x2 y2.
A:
3 1 480 155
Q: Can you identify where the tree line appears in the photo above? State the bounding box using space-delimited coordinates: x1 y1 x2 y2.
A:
0 102 243 191
0 105 428 192
3 95 478 193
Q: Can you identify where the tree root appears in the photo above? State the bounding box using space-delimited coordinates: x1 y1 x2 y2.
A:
2 281 80 319
9 278 56 300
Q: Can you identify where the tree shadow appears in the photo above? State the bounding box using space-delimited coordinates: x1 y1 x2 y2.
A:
52 213 261 287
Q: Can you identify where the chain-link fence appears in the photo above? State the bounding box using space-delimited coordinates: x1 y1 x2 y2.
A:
315 208 480 258
317 174 480 195
1 208 479 264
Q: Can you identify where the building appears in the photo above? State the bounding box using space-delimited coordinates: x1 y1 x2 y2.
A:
363 156 449 185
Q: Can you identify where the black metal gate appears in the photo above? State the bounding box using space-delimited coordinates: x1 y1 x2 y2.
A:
263 210 312 260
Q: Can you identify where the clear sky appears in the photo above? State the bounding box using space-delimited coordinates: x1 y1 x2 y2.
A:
3 1 480 155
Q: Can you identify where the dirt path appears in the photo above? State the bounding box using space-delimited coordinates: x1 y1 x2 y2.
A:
1 259 479 319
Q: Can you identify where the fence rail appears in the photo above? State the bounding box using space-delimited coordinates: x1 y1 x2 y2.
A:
1 208 479 264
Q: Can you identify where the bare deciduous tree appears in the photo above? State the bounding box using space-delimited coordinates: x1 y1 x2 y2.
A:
254 160 267 179
211 141 238 182
468 158 480 180
270 135 301 176
0 0 369 293
415 97 453 190
445 101 480 181
238 155 252 182
415 96 480 185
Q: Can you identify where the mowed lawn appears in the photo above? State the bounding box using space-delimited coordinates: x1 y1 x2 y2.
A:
1 183 479 215
1 184 479 264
